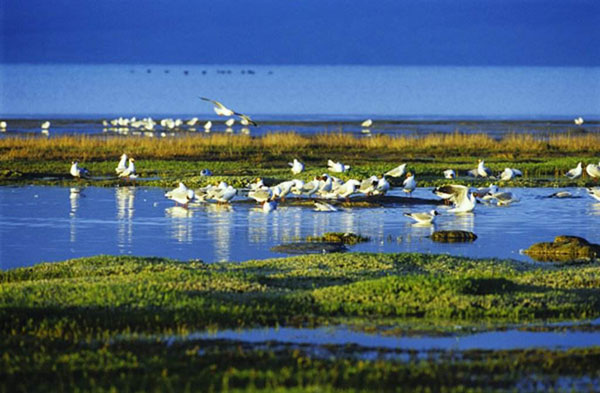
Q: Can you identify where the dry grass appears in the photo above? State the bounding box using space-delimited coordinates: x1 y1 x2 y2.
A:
1 132 599 162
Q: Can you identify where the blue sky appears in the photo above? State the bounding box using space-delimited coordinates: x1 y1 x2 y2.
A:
2 0 599 66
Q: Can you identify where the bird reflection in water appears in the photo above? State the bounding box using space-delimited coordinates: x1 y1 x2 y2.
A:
116 187 136 250
166 206 194 243
69 187 84 243
207 205 233 262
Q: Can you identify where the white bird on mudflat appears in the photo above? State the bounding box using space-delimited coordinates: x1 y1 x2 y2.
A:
41 121 51 130
317 174 333 195
443 169 456 179
574 117 584 126
119 158 137 180
404 209 440 224
292 179 320 198
358 175 379 195
186 117 198 127
314 201 338 212
274 180 296 201
249 188 272 204
477 160 493 177
225 118 235 127
384 163 406 178
328 160 350 173
210 185 237 204
289 158 304 175
374 176 390 196
586 163 600 179
499 168 518 181
165 182 195 207
70 161 90 179
0 121 7 129
204 121 212 132
587 187 600 202
565 162 583 179
361 119 373 128
331 179 361 201
115 154 128 175
402 173 417 196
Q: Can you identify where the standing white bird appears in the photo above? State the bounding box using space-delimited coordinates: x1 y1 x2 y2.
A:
186 117 199 127
587 187 600 202
115 154 128 175
443 169 456 179
204 121 212 132
328 160 350 173
402 173 417 197
361 119 373 128
332 179 361 201
586 163 600 179
574 117 584 126
41 121 51 130
165 182 195 207
225 118 235 127
289 158 305 175
404 210 440 224
384 163 407 178
119 158 137 180
565 162 583 179
477 160 492 178
499 168 516 181
249 188 272 204
0 121 7 129
70 161 90 179
374 176 390 196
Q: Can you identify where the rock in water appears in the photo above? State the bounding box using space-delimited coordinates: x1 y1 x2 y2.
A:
431 230 477 243
524 235 600 262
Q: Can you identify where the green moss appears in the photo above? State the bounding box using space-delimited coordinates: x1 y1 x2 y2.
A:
306 232 371 245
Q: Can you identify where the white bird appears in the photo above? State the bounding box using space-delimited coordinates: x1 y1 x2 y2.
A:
225 118 235 127
565 162 583 179
70 161 90 179
115 154 128 175
0 121 7 129
165 182 195 207
204 121 212 132
331 179 361 201
317 174 333 195
443 169 456 179
328 160 350 173
384 163 407 178
361 119 373 128
292 178 320 198
314 201 338 212
586 163 600 179
404 209 440 224
119 158 137 180
477 160 493 178
402 173 416 196
587 187 600 202
358 175 379 195
574 117 584 126
289 158 305 175
248 177 266 191
499 168 517 181
486 191 518 206
209 185 237 204
41 121 51 129
434 185 476 213
374 176 390 196
249 188 272 204
262 199 277 213
273 180 296 201
548 191 573 198
200 97 236 117
186 117 198 127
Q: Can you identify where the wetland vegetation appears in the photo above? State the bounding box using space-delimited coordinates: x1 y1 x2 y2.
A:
1 253 599 391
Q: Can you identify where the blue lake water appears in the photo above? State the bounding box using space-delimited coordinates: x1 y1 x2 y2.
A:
1 185 599 270
1 64 599 118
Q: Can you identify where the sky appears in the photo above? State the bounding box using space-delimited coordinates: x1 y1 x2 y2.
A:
1 0 599 66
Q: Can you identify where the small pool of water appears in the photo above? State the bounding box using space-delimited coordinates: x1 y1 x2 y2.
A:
182 320 600 351
1 186 599 269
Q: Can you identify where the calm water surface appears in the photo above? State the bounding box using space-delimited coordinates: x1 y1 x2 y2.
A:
1 186 599 270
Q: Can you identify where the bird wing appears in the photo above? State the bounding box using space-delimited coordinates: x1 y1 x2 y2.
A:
235 113 258 126
200 97 226 110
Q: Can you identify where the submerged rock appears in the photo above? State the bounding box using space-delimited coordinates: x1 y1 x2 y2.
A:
306 232 370 245
524 235 600 262
271 242 347 255
430 230 478 243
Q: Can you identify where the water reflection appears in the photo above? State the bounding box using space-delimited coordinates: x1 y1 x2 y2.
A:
116 187 136 250
589 203 600 216
69 187 83 243
208 205 234 261
442 211 475 232
165 206 194 243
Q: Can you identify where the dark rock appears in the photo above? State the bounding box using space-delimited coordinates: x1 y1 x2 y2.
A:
271 242 347 255
524 235 600 262
430 230 478 243
305 232 370 245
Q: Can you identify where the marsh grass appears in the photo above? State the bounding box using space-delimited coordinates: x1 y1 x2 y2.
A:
2 132 600 162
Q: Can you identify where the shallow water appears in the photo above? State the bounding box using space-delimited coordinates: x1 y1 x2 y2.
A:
1 185 599 269
186 321 600 351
